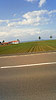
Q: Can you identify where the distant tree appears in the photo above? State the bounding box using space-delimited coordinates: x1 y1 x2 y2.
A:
50 36 52 39
39 36 41 40
17 39 19 41
17 39 20 43
2 40 5 43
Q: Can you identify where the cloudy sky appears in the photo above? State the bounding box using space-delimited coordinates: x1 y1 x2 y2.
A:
0 0 56 42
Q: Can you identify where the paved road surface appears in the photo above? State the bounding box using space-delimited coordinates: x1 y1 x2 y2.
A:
0 52 56 67
0 52 56 100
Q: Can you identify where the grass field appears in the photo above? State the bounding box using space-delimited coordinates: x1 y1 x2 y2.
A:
0 40 56 55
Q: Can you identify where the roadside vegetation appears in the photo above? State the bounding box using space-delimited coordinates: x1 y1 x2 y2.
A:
0 40 56 55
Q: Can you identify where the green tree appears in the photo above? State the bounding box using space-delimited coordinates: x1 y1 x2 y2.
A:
50 36 52 39
39 36 41 40
2 40 5 43
17 39 20 43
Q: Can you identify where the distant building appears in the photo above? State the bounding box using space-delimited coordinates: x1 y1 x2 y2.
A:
2 40 20 45
8 40 20 44
2 42 9 45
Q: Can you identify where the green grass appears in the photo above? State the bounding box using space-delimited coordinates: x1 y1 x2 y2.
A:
0 40 56 55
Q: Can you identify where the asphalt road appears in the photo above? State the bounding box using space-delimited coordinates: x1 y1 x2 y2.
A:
0 52 56 100
0 52 56 67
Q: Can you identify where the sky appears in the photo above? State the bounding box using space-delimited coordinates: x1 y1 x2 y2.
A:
0 0 56 42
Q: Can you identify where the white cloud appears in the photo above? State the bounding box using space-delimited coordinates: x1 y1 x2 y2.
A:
25 0 36 2
0 20 9 24
0 10 56 27
0 9 56 42
0 26 56 42
0 32 7 37
7 10 56 27
13 14 17 17
48 10 56 15
26 0 46 7
39 0 46 7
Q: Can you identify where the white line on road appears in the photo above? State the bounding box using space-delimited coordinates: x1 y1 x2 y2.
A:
0 62 56 69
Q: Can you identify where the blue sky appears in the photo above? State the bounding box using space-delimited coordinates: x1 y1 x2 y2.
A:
0 0 56 42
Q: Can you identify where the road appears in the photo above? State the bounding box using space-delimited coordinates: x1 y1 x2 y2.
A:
0 52 56 100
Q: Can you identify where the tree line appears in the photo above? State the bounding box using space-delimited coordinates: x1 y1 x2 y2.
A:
0 36 53 44
38 35 52 40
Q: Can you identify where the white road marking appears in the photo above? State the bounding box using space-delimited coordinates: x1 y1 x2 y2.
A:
1 62 56 69
0 52 56 59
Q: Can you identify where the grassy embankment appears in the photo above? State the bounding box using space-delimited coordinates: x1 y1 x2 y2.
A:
0 40 56 55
